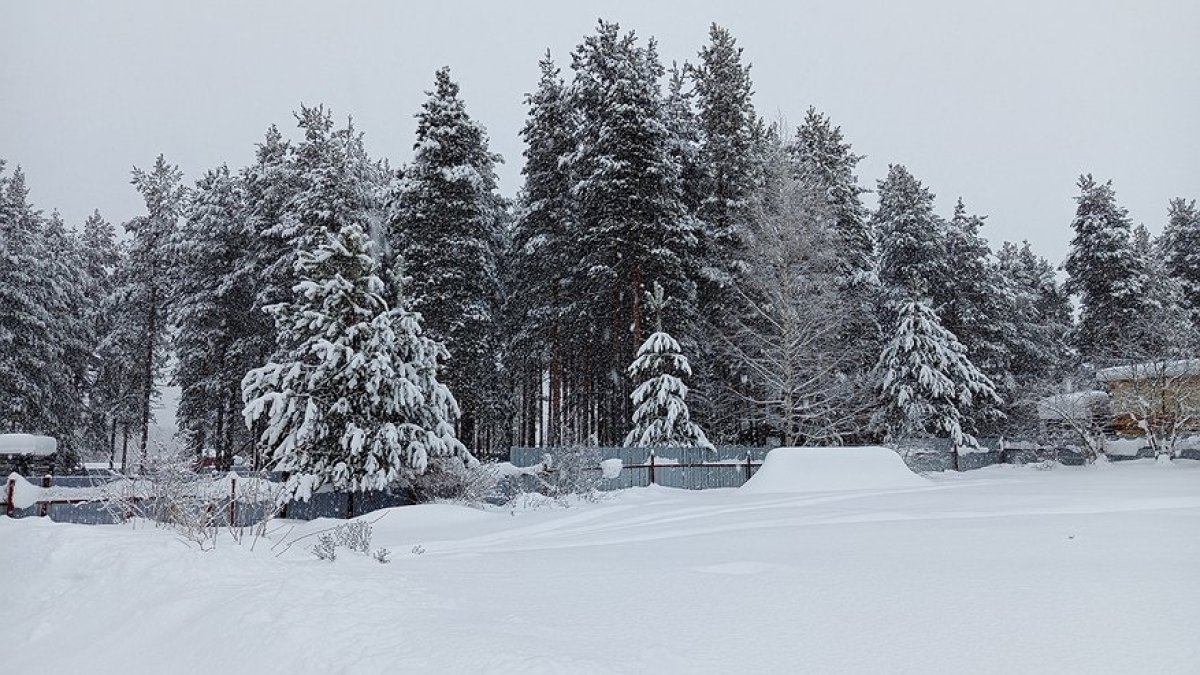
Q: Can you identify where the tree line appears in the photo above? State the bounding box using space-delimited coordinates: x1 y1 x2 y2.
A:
2 20 1197 479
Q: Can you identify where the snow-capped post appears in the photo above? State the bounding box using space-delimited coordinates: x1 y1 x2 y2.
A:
744 450 753 482
648 449 656 485
624 283 714 453
5 475 15 517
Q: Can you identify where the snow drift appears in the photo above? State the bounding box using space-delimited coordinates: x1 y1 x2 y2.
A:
741 446 928 493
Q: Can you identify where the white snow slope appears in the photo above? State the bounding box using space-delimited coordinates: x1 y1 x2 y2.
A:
2 460 1199 674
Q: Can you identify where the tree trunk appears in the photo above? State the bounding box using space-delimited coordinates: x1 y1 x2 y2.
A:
138 286 158 470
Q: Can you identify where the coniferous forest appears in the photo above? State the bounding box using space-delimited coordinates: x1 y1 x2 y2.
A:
3 21 1198 491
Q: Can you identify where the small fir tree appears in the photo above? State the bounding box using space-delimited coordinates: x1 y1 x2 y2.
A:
625 284 713 449
871 297 1001 448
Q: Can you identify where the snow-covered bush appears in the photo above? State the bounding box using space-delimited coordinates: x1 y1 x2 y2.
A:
100 453 280 548
402 457 503 504
309 520 375 562
543 446 605 498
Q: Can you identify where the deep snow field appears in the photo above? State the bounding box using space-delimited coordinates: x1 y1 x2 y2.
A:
2 455 1199 674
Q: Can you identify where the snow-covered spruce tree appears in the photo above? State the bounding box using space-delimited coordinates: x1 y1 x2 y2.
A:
389 67 507 452
506 53 576 447
625 284 712 450
871 296 1001 448
242 223 471 500
564 21 702 444
1063 175 1142 364
1161 198 1200 332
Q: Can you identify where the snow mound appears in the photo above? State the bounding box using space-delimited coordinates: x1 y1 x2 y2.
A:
741 446 928 494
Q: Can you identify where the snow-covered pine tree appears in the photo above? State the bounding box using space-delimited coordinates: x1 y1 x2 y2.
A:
1162 198 1200 332
940 200 1016 397
388 67 507 452
172 165 261 464
116 155 186 462
1128 224 1195 356
625 283 712 449
873 165 955 312
77 210 128 458
1063 175 1142 364
871 296 1002 448
37 211 92 464
0 162 56 434
507 53 575 447
691 23 758 263
242 223 471 500
565 21 702 444
995 240 1074 424
787 107 873 285
277 108 385 287
664 62 705 216
687 25 760 442
243 125 298 336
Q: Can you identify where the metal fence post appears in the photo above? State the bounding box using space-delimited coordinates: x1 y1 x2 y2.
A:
39 475 51 517
648 451 656 485
229 475 237 528
744 451 753 483
5 476 14 517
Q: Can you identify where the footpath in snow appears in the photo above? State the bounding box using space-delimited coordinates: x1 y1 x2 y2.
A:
2 458 1199 674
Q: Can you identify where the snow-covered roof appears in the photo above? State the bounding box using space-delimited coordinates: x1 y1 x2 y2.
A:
1096 359 1200 383
1036 390 1109 420
0 434 57 456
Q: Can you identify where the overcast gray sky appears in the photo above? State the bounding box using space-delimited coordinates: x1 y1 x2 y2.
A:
2 0 1197 264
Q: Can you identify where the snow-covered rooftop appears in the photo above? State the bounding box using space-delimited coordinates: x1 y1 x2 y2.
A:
1096 359 1200 383
1036 390 1110 420
0 434 57 456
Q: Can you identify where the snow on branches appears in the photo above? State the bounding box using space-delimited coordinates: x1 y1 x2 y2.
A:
871 297 1002 449
242 223 471 501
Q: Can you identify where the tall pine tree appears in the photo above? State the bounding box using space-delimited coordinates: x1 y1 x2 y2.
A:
507 53 575 447
115 155 186 462
563 21 702 445
1063 175 1142 364
388 67 507 452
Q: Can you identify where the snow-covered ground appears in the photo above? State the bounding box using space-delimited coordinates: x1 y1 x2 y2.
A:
3 458 1199 673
